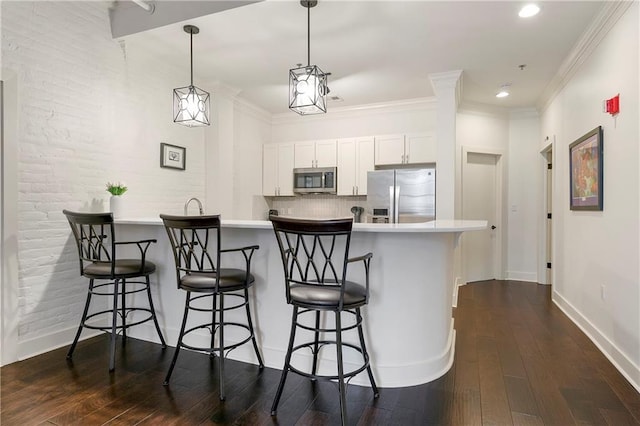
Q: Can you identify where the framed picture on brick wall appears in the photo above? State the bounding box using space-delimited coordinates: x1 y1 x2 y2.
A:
160 143 186 170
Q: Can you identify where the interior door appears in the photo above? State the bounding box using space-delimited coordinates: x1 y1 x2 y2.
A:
462 151 499 282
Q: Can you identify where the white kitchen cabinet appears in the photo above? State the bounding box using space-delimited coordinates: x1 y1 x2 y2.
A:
263 143 294 196
375 133 436 165
406 133 436 164
294 139 337 168
337 137 374 196
374 134 405 166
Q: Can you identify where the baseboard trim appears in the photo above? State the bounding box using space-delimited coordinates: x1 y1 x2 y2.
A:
18 324 101 361
15 318 457 389
452 277 465 308
552 290 640 393
505 271 538 282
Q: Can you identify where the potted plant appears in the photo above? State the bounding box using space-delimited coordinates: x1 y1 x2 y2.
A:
106 182 127 218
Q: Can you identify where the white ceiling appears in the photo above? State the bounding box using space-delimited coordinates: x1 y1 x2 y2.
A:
122 0 605 114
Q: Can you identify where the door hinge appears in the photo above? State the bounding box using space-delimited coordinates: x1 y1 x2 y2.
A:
547 213 552 219
547 163 552 170
547 262 552 269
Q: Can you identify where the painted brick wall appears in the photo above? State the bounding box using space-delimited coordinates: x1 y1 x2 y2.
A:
2 2 205 346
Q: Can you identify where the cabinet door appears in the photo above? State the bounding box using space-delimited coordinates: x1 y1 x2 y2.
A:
277 143 295 196
315 139 337 167
375 134 405 165
406 133 436 164
262 144 278 196
355 137 374 195
294 141 315 168
337 139 357 196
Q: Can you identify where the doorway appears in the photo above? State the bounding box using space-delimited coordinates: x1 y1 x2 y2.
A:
461 147 504 283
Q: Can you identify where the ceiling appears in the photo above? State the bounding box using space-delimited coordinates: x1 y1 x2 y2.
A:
120 0 605 114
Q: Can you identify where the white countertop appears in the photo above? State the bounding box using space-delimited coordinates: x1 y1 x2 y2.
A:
116 217 487 233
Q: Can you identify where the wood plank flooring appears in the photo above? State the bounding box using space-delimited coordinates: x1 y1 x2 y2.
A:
2 280 639 425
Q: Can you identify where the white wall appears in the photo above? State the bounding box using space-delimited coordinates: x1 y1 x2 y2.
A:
232 100 271 220
456 106 543 284
507 110 541 282
540 3 639 390
271 99 436 143
1 1 205 360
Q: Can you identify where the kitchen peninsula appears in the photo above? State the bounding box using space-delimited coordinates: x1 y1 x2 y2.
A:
115 218 486 388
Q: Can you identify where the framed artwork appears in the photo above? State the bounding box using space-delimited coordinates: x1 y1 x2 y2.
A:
569 126 603 211
160 143 186 170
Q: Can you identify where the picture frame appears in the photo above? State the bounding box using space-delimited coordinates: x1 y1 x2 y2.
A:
160 143 186 170
569 126 603 211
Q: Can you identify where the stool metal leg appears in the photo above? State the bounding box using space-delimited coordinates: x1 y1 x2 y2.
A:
244 288 264 369
271 306 299 416
356 307 379 397
210 293 217 358
121 278 127 345
145 275 166 348
109 279 120 372
67 279 94 359
218 293 225 401
164 292 190 385
311 310 321 377
335 311 348 426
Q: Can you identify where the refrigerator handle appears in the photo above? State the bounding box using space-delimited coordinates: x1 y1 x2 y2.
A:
394 185 400 223
388 186 394 223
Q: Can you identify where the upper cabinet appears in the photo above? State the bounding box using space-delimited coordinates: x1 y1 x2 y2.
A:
337 137 374 196
374 134 405 166
294 140 337 168
263 143 294 196
374 133 436 165
406 133 436 164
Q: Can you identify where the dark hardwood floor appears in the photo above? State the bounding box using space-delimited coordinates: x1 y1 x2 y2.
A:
2 280 639 425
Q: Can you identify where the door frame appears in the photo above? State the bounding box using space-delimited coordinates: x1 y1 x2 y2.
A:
461 145 506 283
539 138 555 285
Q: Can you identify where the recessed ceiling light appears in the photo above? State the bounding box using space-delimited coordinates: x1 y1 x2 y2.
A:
496 84 511 98
519 4 540 18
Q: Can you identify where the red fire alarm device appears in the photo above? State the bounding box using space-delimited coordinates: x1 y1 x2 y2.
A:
605 94 620 116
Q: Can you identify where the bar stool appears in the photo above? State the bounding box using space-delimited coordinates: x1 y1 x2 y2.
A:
62 210 167 371
160 214 264 400
269 216 379 425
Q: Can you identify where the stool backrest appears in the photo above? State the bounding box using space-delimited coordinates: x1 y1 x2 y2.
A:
63 210 115 277
270 216 353 304
160 214 222 289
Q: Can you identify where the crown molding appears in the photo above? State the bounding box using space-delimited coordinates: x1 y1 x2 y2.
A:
271 97 437 126
234 97 272 124
509 107 540 120
537 1 634 112
429 70 463 107
458 100 510 118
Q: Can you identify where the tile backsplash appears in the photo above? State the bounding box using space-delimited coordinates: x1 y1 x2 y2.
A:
264 195 367 221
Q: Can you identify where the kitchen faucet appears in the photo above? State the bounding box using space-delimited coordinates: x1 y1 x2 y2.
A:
184 197 204 215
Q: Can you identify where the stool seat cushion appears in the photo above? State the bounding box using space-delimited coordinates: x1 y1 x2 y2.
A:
180 269 255 293
84 259 156 278
290 281 366 307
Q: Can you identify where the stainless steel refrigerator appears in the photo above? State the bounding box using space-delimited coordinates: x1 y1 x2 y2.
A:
366 168 436 223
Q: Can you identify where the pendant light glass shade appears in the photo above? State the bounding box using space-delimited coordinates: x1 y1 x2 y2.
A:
173 85 210 126
289 65 327 115
173 25 210 127
289 0 328 116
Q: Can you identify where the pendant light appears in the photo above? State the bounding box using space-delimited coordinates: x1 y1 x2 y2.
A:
173 25 210 127
289 0 329 115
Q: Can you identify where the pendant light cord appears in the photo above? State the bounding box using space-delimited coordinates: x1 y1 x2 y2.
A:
307 4 311 67
190 30 194 86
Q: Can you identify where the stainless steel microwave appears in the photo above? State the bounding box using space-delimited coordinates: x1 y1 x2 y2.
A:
293 167 337 194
